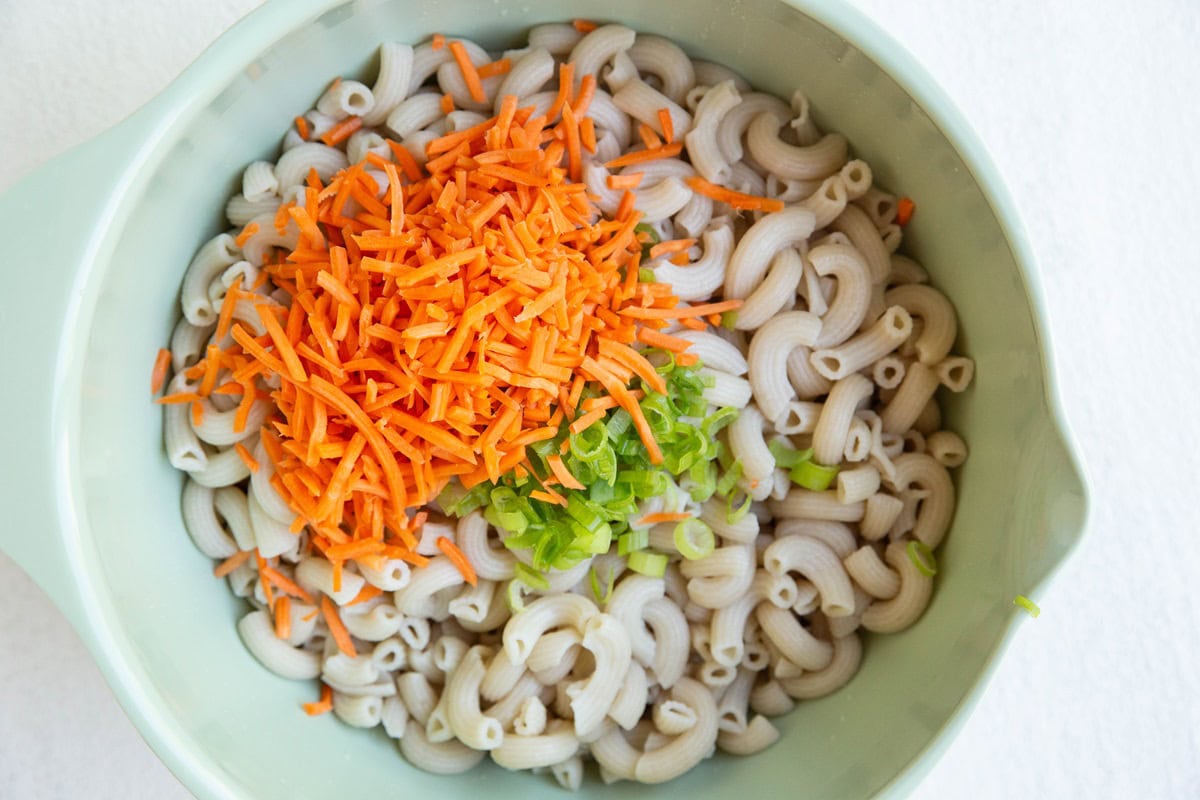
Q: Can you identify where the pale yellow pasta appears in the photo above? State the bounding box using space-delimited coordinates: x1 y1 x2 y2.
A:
861 541 935 633
746 112 848 180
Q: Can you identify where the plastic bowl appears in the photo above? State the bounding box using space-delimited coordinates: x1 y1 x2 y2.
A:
0 0 1087 797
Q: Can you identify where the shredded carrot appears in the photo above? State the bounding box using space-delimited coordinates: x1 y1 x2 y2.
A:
607 172 643 191
294 116 310 140
436 536 477 585
448 41 486 104
150 348 171 395
638 123 663 150
648 238 696 260
896 197 915 226
321 116 363 147
235 222 260 248
638 511 694 525
190 401 204 427
675 352 699 366
234 442 260 473
657 108 675 144
636 327 693 353
546 454 585 490
477 58 512 79
605 142 684 169
620 298 743 320
191 86 733 593
321 595 356 657
212 550 251 578
684 176 784 212
440 93 455 114
274 595 292 639
431 33 445 50
302 684 333 716
347 584 383 606
572 18 598 33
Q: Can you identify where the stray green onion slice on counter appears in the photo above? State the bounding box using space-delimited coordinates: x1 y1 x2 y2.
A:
1013 594 1041 618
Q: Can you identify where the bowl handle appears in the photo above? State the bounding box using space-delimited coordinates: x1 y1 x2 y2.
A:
0 118 154 623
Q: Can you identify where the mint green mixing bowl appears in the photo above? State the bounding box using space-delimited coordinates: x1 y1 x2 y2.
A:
0 0 1088 797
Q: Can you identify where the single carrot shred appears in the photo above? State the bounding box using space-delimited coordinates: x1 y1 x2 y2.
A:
321 116 363 147
607 172 643 191
294 116 310 140
150 348 171 395
648 238 696 260
572 18 598 33
477 58 512 79
638 511 694 525
321 595 356 657
896 197 916 226
235 222 260 248
440 93 455 114
448 40 486 104
431 33 445 50
605 142 684 169
302 684 333 716
234 442 260 472
684 175 784 212
436 537 477 585
638 123 663 150
212 550 251 578
274 595 292 639
346 584 383 606
657 108 675 144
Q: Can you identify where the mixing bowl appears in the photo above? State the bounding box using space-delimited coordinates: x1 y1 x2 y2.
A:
0 0 1088 797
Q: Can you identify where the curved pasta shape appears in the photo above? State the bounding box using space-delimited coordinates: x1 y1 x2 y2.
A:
830 204 890 283
241 161 278 202
728 404 775 483
884 284 957 364
673 330 747 374
755 602 832 671
684 81 741 183
652 219 734 301
786 347 833 400
773 519 857 559
568 614 633 736
180 233 240 326
454 511 516 580
735 247 805 331
746 310 823 423
811 372 873 465
186 444 250 488
763 535 856 617
716 92 791 164
843 544 900 599
608 660 649 730
494 47 555 109
633 175 692 222
247 489 297 559
399 719 485 774
444 646 503 750
528 22 583 55
180 480 238 558
394 556 464 616
237 610 320 680
273 143 348 190
491 720 579 770
807 243 874 348
503 593 598 664
296 556 364 606
632 678 718 783
679 544 755 609
860 540 934 633
699 497 759 543
779 633 863 699
434 40 500 111
880 361 940 435
798 175 849 229
642 597 689 689
628 35 695 104
708 571 773 667
725 207 818 300
890 453 955 548
746 112 847 180
717 714 780 756
361 42 414 126
812 305 913 381
317 79 374 120
607 574 665 666
699 366 753 408
768 488 865 522
568 24 637 81
612 77 693 140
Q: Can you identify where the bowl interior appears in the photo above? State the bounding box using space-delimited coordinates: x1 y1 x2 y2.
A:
70 0 1086 797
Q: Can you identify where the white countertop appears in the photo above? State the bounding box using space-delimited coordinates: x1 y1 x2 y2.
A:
2 1 1198 797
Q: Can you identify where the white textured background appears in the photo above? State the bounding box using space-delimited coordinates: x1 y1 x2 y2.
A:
2 1 1199 798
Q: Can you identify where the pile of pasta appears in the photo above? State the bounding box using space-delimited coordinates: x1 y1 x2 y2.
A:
163 21 973 789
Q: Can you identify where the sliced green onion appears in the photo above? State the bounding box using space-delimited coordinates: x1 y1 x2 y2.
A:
627 550 668 577
570 423 607 460
1013 594 1041 618
505 580 528 613
715 459 744 497
590 567 616 605
726 489 753 523
514 562 550 590
673 519 715 560
684 459 718 503
606 408 633 439
701 406 739 439
721 311 738 329
906 540 938 577
769 440 813 469
618 529 649 556
790 459 840 491
638 267 657 283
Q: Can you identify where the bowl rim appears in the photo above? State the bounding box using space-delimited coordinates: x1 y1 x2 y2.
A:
45 0 1092 797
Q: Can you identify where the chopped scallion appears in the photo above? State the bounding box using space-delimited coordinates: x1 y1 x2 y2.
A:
627 550 668 577
1013 594 1040 618
906 540 938 577
790 459 839 491
673 518 715 560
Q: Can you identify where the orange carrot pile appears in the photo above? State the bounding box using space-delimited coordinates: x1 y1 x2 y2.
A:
158 70 747 586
